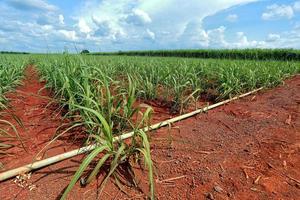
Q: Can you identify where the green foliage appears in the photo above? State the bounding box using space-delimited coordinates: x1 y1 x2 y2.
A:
34 53 298 198
0 55 26 168
1 52 298 198
35 54 300 112
90 48 300 61
60 113 154 199
35 55 155 198
80 49 90 54
0 51 29 55
0 55 25 104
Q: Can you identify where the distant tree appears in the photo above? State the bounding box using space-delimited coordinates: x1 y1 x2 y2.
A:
81 49 90 54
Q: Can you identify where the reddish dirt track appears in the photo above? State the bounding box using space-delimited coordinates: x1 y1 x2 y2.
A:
0 67 79 171
0 68 299 200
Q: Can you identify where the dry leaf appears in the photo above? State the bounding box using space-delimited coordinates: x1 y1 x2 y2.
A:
285 115 292 125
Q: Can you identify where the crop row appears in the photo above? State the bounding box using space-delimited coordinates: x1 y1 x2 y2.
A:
36 55 155 199
37 55 300 112
34 54 299 198
1 53 299 199
90 49 300 61
35 54 300 137
0 55 26 107
0 55 26 168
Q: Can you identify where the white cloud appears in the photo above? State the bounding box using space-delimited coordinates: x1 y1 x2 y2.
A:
41 24 53 32
125 9 152 26
78 18 92 34
92 17 112 37
74 0 258 50
179 27 267 49
6 0 58 12
279 26 300 48
294 1 300 12
226 14 238 22
146 29 155 40
4 0 300 52
73 1 132 43
92 15 126 40
179 20 209 48
236 32 248 46
231 32 266 48
262 4 294 20
207 26 228 47
58 30 78 41
36 12 64 26
233 27 299 49
266 33 280 42
137 0 259 42
59 14 64 25
179 23 237 48
4 0 63 28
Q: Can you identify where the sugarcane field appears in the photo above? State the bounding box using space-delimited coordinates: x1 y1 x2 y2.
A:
0 1 300 200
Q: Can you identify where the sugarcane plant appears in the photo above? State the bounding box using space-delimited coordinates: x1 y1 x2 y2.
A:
0 55 26 168
60 106 154 200
36 56 155 199
0 103 24 169
30 51 300 199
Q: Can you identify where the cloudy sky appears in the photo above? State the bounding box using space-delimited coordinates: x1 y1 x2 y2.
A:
0 0 300 52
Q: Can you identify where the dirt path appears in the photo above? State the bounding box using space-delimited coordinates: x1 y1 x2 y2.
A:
0 66 78 171
0 72 299 200
149 75 300 200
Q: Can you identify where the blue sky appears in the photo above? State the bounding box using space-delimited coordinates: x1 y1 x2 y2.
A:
0 0 299 52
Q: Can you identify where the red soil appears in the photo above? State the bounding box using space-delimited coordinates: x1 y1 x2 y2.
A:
0 68 299 200
0 67 79 170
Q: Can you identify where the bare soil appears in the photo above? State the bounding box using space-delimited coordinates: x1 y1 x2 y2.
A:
0 67 299 200
1 67 71 168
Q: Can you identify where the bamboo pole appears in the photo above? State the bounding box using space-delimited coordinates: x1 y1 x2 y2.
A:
0 87 263 182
